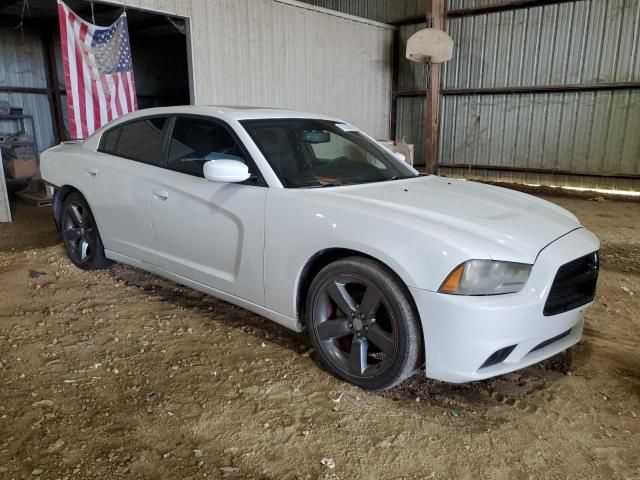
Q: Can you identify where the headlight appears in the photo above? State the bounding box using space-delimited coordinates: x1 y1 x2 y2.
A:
439 260 532 295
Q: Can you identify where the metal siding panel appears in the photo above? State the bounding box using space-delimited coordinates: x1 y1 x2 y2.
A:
439 0 640 189
555 92 578 171
493 95 509 166
565 1 590 84
398 23 427 92
478 94 494 165
536 5 561 85
551 2 575 84
445 0 640 88
497 10 513 87
441 95 454 163
621 91 640 174
500 95 519 167
513 94 533 169
586 91 612 173
437 166 640 193
570 91 595 173
604 90 630 172
471 15 487 87
187 0 392 139
294 0 425 23
0 27 56 149
582 0 609 83
540 94 560 169
444 17 460 88
599 0 625 83
480 12 499 87
440 89 640 178
0 28 47 89
460 13 476 88
520 8 547 86
617 0 640 82
396 96 425 165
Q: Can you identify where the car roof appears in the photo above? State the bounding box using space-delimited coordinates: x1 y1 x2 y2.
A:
81 105 348 151
110 105 342 122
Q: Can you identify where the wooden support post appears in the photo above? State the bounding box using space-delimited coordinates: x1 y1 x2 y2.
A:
389 28 400 141
42 28 67 143
423 0 444 173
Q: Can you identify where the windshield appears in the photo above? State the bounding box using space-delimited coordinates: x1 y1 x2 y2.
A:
240 119 417 188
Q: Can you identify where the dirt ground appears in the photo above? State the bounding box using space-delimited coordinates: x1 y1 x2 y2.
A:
0 192 638 480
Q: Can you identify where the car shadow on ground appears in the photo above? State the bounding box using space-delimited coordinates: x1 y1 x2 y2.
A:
109 262 574 415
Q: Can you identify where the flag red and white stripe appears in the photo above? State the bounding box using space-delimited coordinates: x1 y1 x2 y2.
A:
58 0 137 139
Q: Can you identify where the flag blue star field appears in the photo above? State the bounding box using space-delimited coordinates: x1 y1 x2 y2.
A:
58 0 138 139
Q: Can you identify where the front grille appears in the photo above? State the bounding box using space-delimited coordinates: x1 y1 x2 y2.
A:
543 251 599 316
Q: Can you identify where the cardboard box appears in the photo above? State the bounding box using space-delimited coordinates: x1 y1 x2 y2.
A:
378 140 415 166
6 158 38 179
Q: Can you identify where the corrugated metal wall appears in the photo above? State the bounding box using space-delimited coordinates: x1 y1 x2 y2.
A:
395 21 428 165
294 1 431 162
0 28 56 152
103 0 394 140
192 0 393 139
448 0 520 9
1 0 393 150
300 0 640 190
295 0 424 23
440 0 640 191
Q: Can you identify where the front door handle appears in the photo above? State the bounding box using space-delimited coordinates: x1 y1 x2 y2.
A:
153 189 169 200
86 168 98 177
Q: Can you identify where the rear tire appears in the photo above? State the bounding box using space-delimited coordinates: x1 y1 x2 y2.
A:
305 257 422 391
61 192 111 270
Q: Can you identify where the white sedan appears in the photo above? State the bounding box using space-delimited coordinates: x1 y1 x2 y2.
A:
41 106 599 391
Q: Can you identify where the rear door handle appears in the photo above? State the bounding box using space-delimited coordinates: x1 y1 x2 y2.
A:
153 189 169 200
86 168 98 177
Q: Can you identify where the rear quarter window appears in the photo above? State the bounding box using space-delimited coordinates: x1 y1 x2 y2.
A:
99 117 167 166
100 127 121 155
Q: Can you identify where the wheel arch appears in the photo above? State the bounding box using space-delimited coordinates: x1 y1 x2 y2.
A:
296 248 421 326
52 185 83 231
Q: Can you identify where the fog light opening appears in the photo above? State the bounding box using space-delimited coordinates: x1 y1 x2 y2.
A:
479 345 517 369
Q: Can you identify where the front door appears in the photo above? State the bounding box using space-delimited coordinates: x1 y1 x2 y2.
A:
149 116 267 305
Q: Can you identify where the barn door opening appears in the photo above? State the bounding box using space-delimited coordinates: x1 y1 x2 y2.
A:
0 0 191 223
52 1 192 118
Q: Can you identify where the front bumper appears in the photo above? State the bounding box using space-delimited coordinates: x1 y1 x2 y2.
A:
411 227 599 383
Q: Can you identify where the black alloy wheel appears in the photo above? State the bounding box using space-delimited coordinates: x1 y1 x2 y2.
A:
306 257 422 391
61 192 111 270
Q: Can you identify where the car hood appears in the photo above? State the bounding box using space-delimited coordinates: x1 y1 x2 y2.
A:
313 176 582 263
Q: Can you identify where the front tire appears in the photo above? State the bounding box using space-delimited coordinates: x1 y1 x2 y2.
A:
61 192 111 270
305 257 422 391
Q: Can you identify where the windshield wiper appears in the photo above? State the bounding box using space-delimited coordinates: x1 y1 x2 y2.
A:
384 175 418 182
306 183 340 188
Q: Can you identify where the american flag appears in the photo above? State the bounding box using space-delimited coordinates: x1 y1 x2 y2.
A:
57 0 137 139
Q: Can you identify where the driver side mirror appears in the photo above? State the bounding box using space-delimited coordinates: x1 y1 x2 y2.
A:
203 159 250 183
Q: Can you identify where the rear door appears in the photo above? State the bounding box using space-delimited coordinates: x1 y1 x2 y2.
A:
148 115 267 305
92 115 170 265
